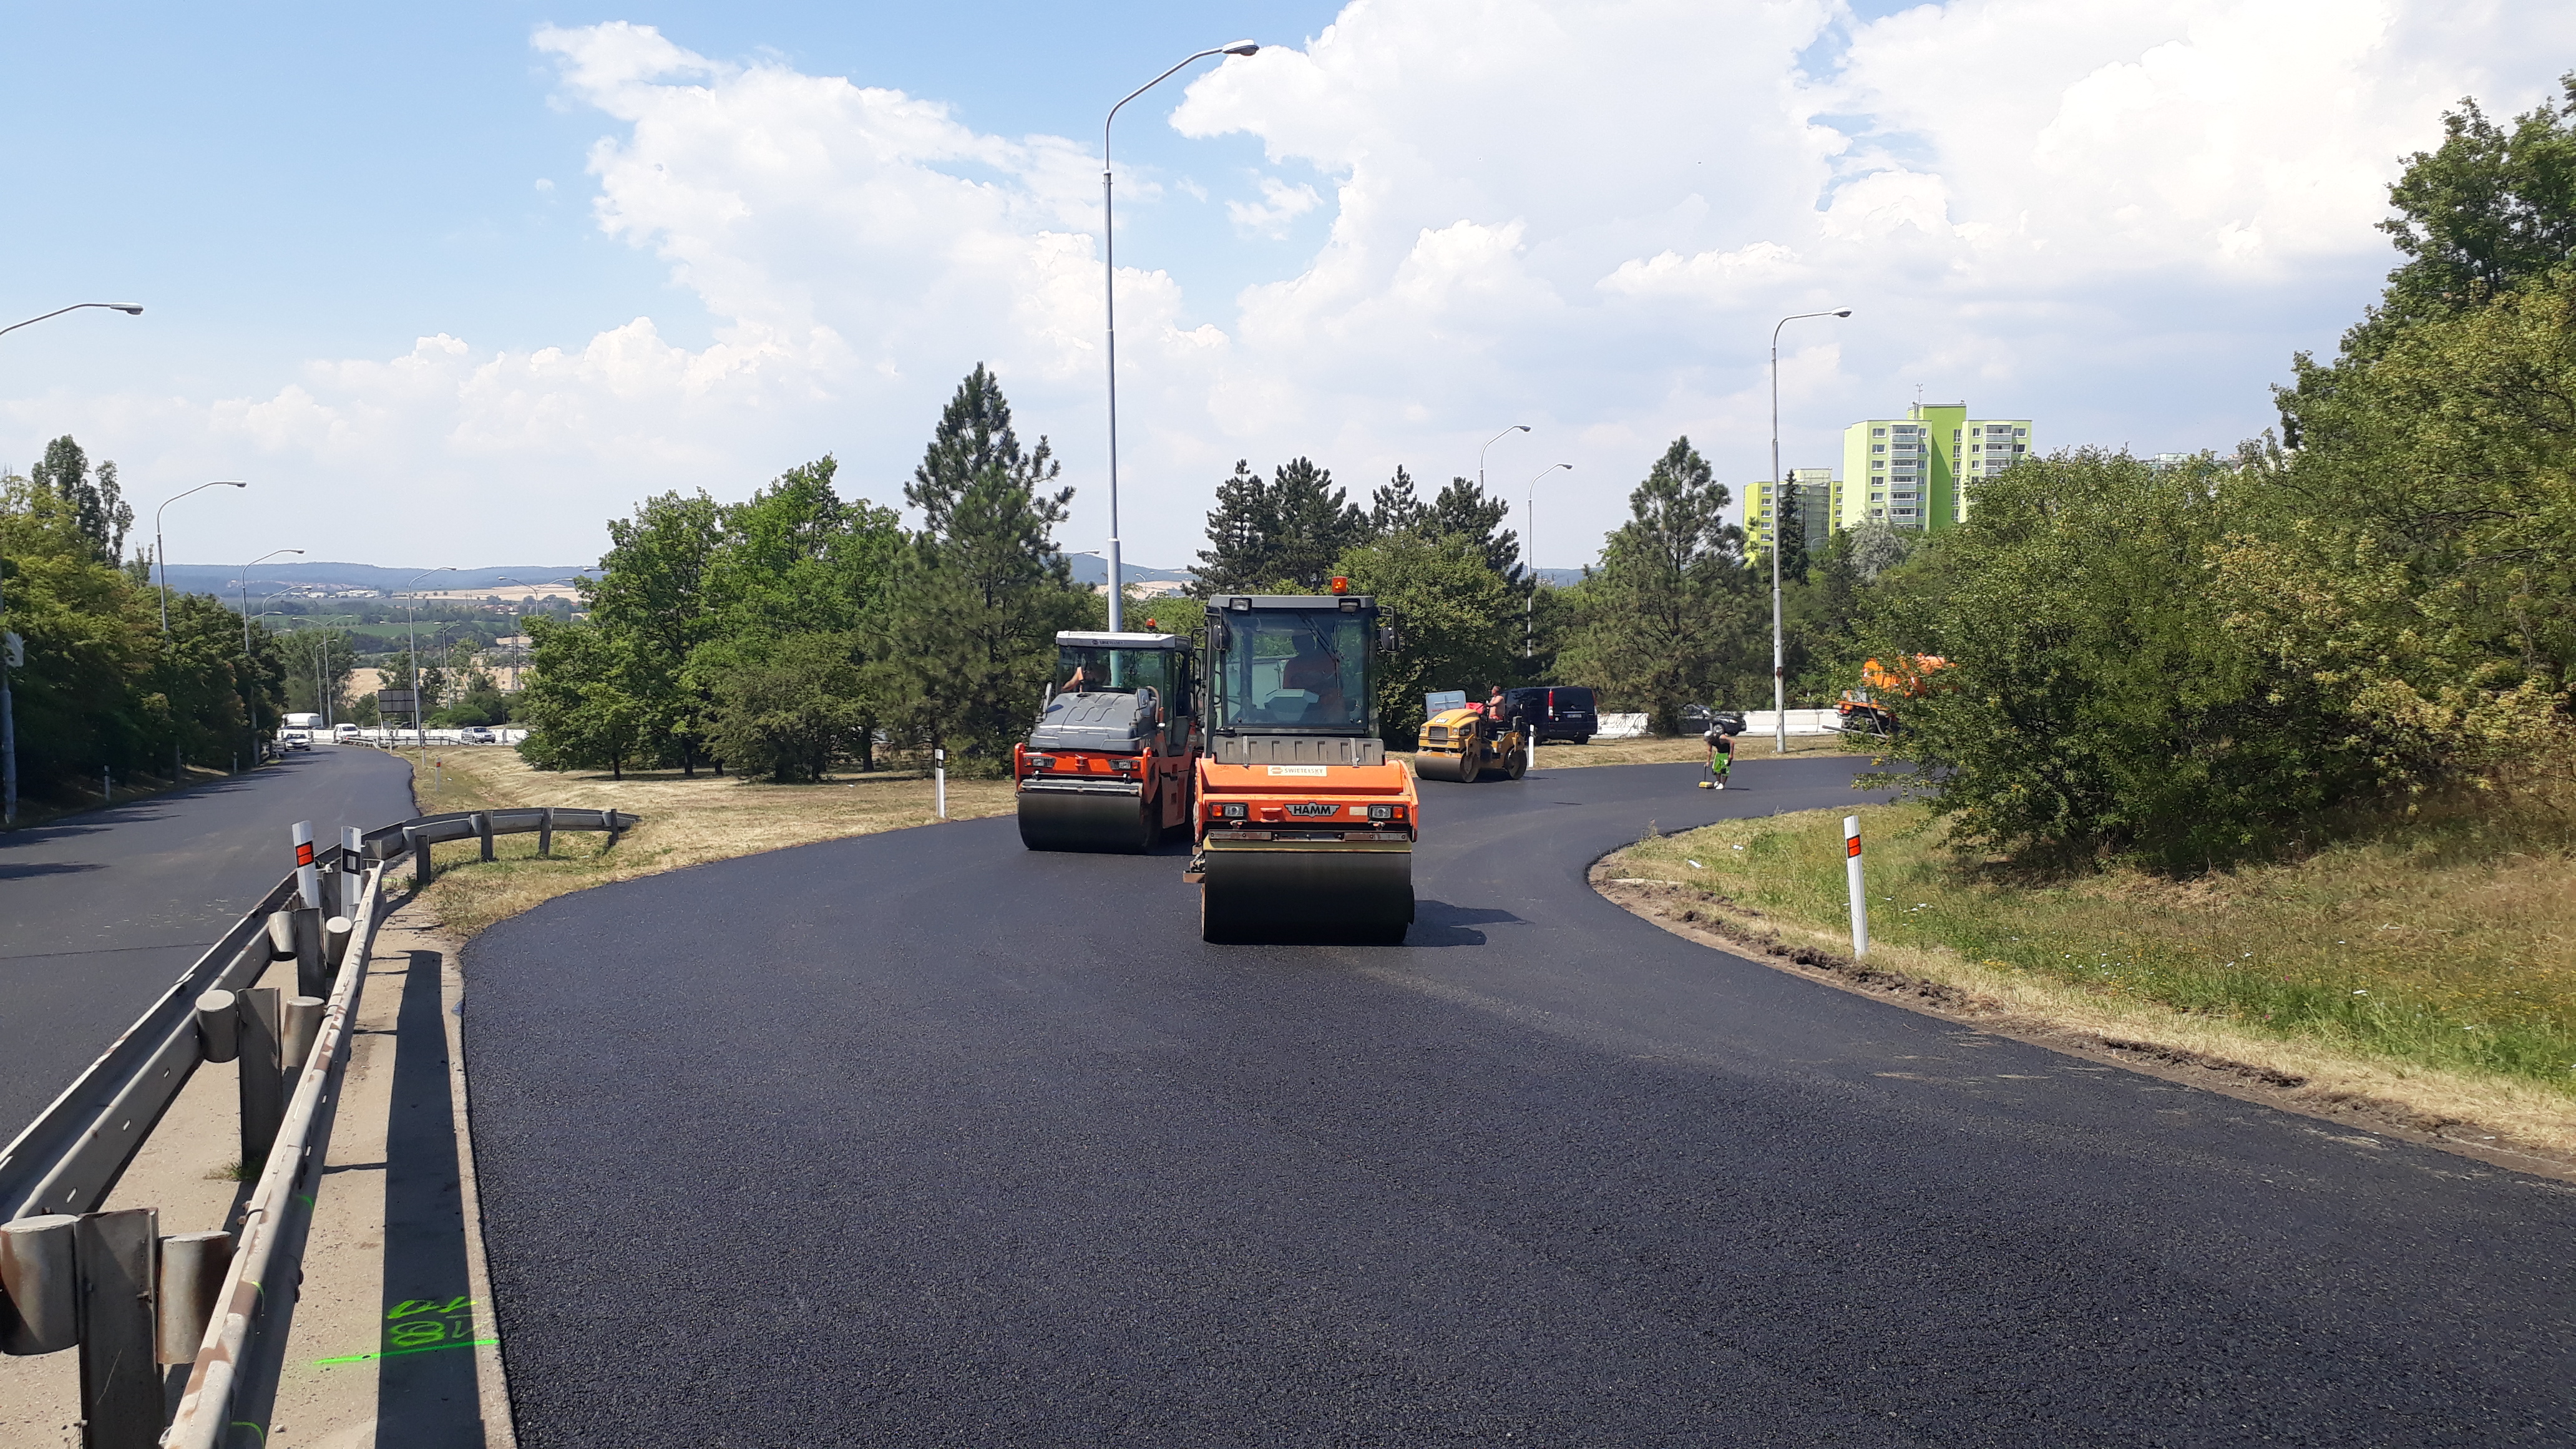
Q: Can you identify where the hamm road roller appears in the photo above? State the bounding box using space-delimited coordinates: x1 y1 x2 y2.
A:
1015 630 1198 852
1187 583 1417 944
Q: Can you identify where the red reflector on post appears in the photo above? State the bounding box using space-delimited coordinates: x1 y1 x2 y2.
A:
295 843 315 867
1845 834 1861 859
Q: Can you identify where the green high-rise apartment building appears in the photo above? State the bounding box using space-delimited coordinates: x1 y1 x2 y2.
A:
1746 468 1832 559
1836 403 2031 532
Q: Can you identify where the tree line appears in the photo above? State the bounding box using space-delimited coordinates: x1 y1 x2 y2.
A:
1863 76 2576 869
517 365 1916 780
517 365 1096 782
0 437 288 801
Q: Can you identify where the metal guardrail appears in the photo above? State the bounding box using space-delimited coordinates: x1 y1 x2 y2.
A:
0 804 633 1445
358 805 635 864
0 859 330 1222
165 861 388 1449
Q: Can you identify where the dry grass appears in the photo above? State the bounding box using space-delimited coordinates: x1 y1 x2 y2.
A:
1392 731 1860 772
1599 802 2576 1159
402 747 1015 937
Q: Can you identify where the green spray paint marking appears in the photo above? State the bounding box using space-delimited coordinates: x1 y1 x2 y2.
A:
315 1338 498 1366
316 1293 490 1365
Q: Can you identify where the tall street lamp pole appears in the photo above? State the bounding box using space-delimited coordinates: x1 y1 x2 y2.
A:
1522 462 1571 658
404 567 458 766
239 550 305 656
1479 424 1530 500
0 301 142 339
238 550 304 766
154 481 246 632
1 301 142 822
1769 308 1851 754
1102 39 1259 632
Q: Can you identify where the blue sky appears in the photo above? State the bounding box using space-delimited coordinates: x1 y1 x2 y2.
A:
5 2 2572 572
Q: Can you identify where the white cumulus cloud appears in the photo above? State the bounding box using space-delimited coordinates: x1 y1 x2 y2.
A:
14 2 2576 569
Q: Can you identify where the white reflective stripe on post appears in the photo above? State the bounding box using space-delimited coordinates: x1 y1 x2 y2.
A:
291 820 320 910
1844 814 1868 958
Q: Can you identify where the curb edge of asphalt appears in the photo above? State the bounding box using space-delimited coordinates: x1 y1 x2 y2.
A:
435 903 522 1448
1589 866 2576 1185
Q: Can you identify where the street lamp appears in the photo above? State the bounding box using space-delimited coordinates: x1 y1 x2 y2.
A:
1480 424 1530 501
1521 463 1572 658
1769 308 1852 754
1 301 143 822
490 576 585 689
404 567 458 759
154 481 248 632
276 613 357 728
1101 38 1259 632
238 550 305 655
0 302 142 340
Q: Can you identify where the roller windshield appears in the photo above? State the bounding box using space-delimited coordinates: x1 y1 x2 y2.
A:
1055 646 1181 701
1211 609 1376 734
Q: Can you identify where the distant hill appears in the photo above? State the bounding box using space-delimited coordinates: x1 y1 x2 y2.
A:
1065 556 1194 587
158 562 598 596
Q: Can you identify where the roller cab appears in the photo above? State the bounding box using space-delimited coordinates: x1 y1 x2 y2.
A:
1412 705 1526 784
1189 588 1417 944
1016 632 1197 852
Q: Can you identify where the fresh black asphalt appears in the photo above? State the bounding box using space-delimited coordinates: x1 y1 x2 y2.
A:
463 756 2574 1447
0 744 415 1132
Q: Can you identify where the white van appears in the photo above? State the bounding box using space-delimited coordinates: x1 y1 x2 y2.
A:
282 712 323 731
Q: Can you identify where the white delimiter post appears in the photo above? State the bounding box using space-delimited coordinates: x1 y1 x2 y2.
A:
934 748 947 821
1844 814 1869 957
291 819 321 910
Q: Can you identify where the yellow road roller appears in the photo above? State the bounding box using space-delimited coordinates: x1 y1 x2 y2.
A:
1412 704 1526 783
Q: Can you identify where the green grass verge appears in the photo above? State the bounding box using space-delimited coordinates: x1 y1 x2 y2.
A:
1622 801 2576 1091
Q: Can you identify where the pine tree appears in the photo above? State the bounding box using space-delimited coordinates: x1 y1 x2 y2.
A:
876 366 1086 766
1559 437 1759 729
1773 485 1810 584
1369 466 1428 535
1193 457 1367 593
1429 476 1522 583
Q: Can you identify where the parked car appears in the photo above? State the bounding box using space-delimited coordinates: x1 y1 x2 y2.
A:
1501 685 1599 744
459 726 498 744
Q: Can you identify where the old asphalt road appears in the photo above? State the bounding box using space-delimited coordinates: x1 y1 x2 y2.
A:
0 744 414 1132
466 756 2571 1447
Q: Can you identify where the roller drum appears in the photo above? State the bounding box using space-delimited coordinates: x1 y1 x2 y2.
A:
1017 788 1154 853
1412 753 1460 783
1199 843 1413 944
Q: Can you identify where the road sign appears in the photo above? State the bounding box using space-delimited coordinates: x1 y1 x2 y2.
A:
376 688 417 713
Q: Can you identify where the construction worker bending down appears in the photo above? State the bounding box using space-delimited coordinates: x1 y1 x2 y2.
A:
1702 724 1734 790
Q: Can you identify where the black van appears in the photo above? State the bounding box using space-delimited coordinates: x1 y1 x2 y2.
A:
1503 686 1599 744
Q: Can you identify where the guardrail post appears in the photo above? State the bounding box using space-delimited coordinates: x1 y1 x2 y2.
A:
76 1206 160 1448
0 1213 79 1355
291 908 326 999
263 910 295 962
238 988 283 1170
406 826 429 892
474 810 494 862
281 997 324 1076
606 810 624 849
157 1231 231 1366
537 806 554 857
323 915 353 972
194 991 239 1064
